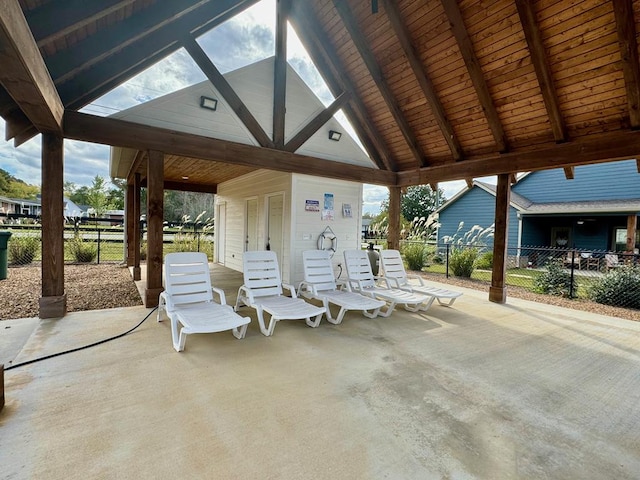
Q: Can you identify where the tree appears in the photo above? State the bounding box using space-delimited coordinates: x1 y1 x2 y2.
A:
86 175 112 216
380 185 445 222
0 168 39 199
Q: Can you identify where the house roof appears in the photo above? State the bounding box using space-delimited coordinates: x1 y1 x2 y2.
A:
109 57 375 188
437 177 640 216
4 1 640 190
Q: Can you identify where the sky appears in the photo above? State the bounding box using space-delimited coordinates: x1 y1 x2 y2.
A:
0 0 474 215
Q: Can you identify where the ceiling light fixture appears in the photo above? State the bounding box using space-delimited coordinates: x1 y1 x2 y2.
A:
328 130 342 141
200 96 218 111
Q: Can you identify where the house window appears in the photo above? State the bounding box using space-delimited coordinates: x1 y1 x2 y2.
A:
551 227 571 248
613 228 640 252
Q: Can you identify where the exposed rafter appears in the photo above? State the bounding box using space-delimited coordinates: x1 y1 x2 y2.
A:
612 0 640 129
273 0 289 149
26 0 137 47
182 36 274 149
384 0 463 161
289 3 394 170
284 91 351 152
332 0 427 167
398 131 640 185
440 0 508 152
64 111 396 186
0 0 63 134
515 0 566 142
563 167 575 180
47 0 209 85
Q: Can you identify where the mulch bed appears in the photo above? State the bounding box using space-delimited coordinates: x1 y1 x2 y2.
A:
0 264 142 320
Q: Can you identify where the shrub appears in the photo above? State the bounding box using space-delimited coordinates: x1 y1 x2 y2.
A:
449 247 478 277
68 234 97 263
533 259 573 297
402 242 426 271
475 250 493 269
8 236 39 265
140 240 147 261
589 265 640 309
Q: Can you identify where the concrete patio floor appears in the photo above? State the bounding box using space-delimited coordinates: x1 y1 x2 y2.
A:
2 266 640 479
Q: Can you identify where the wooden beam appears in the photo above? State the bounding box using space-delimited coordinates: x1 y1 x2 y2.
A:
465 178 473 189
59 0 260 110
63 111 396 186
384 0 463 160
510 173 518 184
332 0 427 167
126 182 135 267
612 0 640 128
397 130 640 185
637 158 640 172
489 173 510 304
563 166 575 180
441 0 508 152
273 0 289 148
26 0 137 47
163 181 217 194
284 91 351 152
127 150 146 183
4 108 32 141
182 36 274 148
0 0 63 134
289 5 394 170
387 186 401 251
48 0 210 84
39 134 67 318
145 150 164 308
515 0 566 142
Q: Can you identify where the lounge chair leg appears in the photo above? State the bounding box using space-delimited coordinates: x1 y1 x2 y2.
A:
256 309 277 336
436 297 457 306
174 328 187 352
232 322 249 339
305 313 323 328
362 307 381 319
377 301 396 318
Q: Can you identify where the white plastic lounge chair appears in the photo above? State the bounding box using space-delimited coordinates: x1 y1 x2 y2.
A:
298 250 385 324
158 252 250 352
235 250 326 336
605 253 621 271
379 249 463 306
343 249 434 317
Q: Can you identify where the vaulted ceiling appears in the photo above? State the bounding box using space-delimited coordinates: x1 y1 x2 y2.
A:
2 0 640 191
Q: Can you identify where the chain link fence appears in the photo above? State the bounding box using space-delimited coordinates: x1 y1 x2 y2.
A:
416 243 640 310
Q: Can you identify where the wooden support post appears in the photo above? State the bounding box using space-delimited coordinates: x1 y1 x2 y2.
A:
144 151 163 307
627 214 638 252
39 133 66 318
132 173 141 281
387 186 401 251
125 182 135 267
489 173 511 304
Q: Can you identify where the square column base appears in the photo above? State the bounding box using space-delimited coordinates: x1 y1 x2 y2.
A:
39 294 67 319
144 287 163 308
489 286 507 304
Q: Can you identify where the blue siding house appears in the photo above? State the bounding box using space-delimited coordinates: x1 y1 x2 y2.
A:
436 160 640 256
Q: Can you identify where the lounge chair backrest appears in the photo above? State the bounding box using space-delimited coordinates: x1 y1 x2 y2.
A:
302 250 338 292
164 252 214 308
379 249 409 287
343 249 377 289
242 250 284 298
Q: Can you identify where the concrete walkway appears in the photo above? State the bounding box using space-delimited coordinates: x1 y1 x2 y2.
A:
1 275 640 479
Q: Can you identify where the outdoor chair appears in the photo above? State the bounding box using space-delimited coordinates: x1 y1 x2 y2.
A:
563 250 580 269
158 252 250 352
605 253 621 271
235 250 326 336
343 249 434 317
378 249 463 306
298 250 385 324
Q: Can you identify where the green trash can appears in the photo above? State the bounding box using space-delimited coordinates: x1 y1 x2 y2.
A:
0 231 12 280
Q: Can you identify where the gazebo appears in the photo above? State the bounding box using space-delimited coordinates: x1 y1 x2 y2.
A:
1 0 639 318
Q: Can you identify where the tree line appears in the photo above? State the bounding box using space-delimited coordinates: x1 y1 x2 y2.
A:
2 169 215 223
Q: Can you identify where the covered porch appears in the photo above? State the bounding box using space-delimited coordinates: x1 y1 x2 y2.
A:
2 265 640 478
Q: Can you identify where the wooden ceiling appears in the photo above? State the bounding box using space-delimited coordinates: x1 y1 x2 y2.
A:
2 0 640 191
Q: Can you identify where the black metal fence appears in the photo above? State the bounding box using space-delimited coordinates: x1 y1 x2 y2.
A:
2 214 214 266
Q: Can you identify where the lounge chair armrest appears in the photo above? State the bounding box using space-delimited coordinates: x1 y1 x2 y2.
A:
210 286 227 305
282 283 298 298
406 273 425 286
297 281 309 297
238 285 255 304
380 275 401 288
377 276 392 288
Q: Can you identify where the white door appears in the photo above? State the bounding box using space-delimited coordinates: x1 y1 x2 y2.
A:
245 198 258 251
216 203 226 264
267 193 284 268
